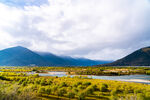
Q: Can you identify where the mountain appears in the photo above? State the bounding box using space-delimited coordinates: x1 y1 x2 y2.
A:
36 52 70 66
59 56 111 66
0 46 48 66
36 52 112 66
0 46 111 66
102 46 150 66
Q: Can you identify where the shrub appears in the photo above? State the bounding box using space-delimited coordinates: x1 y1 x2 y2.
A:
78 92 85 100
40 79 46 86
100 84 108 92
22 81 27 86
85 86 94 95
111 89 117 96
57 88 67 96
38 87 45 95
83 82 91 86
59 82 67 88
67 92 75 98
45 88 51 95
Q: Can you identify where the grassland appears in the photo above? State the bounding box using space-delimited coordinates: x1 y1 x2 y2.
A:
0 66 150 100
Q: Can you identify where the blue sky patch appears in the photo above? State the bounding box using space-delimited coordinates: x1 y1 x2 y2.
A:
0 0 49 7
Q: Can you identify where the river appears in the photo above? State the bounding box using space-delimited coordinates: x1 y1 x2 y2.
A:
27 71 150 84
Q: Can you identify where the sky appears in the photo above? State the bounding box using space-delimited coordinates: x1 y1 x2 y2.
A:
0 0 150 60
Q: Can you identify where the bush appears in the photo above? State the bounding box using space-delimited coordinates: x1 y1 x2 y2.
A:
137 93 145 100
40 79 46 86
72 88 78 94
47 79 52 85
59 82 67 88
78 92 85 100
57 88 67 96
0 75 7 80
85 86 94 95
146 71 150 75
38 87 45 94
22 81 27 86
100 84 108 92
83 82 91 86
111 89 117 96
110 95 118 100
78 85 85 90
67 92 75 98
45 88 51 95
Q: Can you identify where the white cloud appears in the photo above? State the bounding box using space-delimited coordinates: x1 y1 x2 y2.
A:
0 0 150 60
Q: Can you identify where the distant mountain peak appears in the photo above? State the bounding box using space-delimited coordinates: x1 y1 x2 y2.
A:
6 46 27 50
12 46 27 49
15 46 25 48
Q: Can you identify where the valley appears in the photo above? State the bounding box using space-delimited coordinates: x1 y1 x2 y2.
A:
0 46 150 100
0 67 150 100
0 66 150 100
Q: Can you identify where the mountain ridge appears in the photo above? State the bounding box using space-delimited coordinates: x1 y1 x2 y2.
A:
101 46 150 66
0 46 111 66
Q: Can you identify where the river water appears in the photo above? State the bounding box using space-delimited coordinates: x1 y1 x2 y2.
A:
27 71 150 84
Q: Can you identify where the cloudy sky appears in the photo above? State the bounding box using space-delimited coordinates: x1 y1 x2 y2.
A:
0 0 150 60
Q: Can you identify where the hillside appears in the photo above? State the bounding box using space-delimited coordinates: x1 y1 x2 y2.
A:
102 46 150 66
0 46 48 66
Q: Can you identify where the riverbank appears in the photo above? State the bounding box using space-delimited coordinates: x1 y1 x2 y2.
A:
118 79 150 84
33 71 150 84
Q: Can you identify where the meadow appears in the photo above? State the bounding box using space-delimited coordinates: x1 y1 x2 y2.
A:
0 67 150 100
